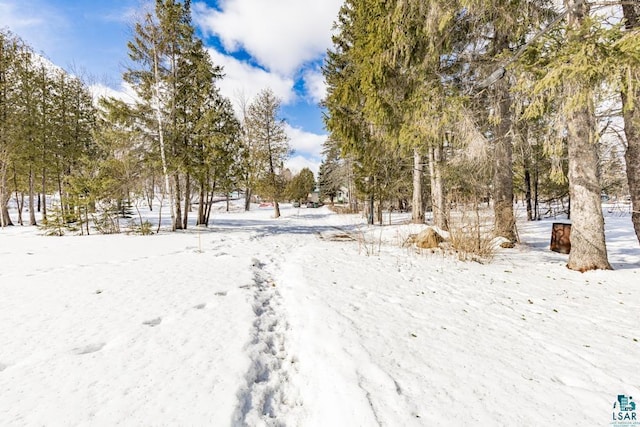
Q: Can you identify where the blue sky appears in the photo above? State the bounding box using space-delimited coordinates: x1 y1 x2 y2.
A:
0 0 343 175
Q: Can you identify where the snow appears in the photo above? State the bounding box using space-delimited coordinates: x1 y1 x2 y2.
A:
1 202 639 426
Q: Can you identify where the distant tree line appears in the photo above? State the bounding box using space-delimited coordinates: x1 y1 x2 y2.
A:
320 0 640 271
1 29 95 229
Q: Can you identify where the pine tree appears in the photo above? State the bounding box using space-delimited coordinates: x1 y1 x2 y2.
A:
124 0 230 230
1 29 97 229
323 0 389 224
245 89 291 218
0 30 22 227
563 0 611 270
286 168 315 203
36 62 55 223
519 1 624 270
318 142 341 205
194 92 241 225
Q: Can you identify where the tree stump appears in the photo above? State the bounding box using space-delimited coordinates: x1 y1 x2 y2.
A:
550 223 571 254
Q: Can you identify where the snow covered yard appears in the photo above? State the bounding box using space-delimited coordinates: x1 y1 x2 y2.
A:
1 203 639 426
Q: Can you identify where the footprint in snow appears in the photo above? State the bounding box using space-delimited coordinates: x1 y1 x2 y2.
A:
73 343 105 355
0 362 7 372
143 317 162 327
215 291 227 297
194 303 206 310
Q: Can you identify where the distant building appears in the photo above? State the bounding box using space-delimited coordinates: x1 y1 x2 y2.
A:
336 186 349 203
308 191 319 203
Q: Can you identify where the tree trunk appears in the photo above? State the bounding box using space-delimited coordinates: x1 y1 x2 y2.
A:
367 182 374 225
524 167 533 221
621 4 640 245
84 205 90 235
622 85 640 244
174 173 183 230
0 205 11 226
411 147 424 224
533 166 540 221
429 143 448 230
56 166 64 220
245 187 252 211
566 105 611 270
274 200 280 218
197 180 206 225
492 74 516 242
41 166 47 221
0 163 13 226
182 173 190 229
147 175 155 211
205 189 215 225
13 164 23 225
152 41 176 231
564 0 611 271
16 193 24 226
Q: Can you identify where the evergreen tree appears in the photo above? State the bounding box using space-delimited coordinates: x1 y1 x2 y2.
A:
318 142 341 205
0 30 22 227
286 168 315 203
194 92 241 225
517 1 635 270
35 62 55 222
322 0 389 224
1 30 96 228
124 0 230 230
245 88 291 218
563 0 611 270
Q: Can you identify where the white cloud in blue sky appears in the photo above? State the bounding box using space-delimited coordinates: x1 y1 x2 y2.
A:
193 0 342 75
207 49 296 106
286 124 325 159
302 68 327 104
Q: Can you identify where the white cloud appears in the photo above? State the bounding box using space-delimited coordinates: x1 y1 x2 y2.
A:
193 0 342 76
285 155 321 178
302 69 327 104
286 124 326 160
208 49 296 113
89 82 139 105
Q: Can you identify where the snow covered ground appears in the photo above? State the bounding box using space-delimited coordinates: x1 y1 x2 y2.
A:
1 202 639 426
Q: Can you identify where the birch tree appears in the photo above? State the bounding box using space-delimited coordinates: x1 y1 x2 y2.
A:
125 1 180 230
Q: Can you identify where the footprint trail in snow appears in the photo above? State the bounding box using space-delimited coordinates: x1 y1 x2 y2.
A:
234 257 301 426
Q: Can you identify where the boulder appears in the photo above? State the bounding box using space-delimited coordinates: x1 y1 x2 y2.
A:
414 227 445 249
